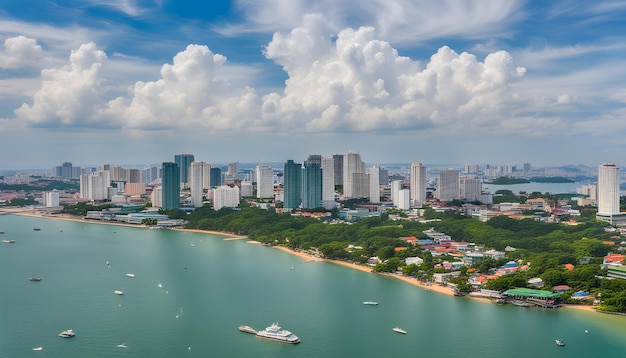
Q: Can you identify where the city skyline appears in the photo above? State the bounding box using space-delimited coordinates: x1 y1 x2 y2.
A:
1 1 626 168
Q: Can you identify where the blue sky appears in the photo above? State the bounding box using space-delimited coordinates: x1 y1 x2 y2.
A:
1 0 626 169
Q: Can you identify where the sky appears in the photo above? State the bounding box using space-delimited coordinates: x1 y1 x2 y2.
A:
1 0 626 169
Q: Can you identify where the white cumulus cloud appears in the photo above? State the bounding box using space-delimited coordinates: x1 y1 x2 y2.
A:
14 42 108 126
0 36 43 69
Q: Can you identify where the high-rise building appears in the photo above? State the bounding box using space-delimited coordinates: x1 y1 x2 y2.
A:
61 162 73 178
397 189 411 210
228 162 239 176
240 181 253 197
202 163 212 189
369 166 381 203
213 185 240 210
379 168 389 186
190 161 204 207
43 190 60 207
460 177 482 202
283 160 302 210
321 156 336 209
332 154 344 186
306 154 322 166
352 172 370 199
128 169 141 183
174 154 194 185
597 164 620 216
210 167 222 188
391 180 402 208
436 169 460 202
343 152 365 199
302 162 322 209
256 165 274 199
162 162 180 210
141 166 160 184
79 170 109 201
410 162 427 208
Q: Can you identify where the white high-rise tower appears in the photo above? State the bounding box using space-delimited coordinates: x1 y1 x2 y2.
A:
596 163 626 225
343 152 365 199
410 162 426 207
321 157 336 209
190 161 204 207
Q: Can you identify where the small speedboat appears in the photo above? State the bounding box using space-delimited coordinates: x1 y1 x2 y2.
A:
28 277 42 281
126 273 135 278
363 301 379 305
58 330 75 338
32 347 43 351
114 290 124 295
392 327 407 334
555 339 565 346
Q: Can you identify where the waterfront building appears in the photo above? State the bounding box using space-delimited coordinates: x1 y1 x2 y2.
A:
436 169 460 202
161 162 180 210
213 185 240 210
210 167 222 188
79 170 109 201
343 152 365 199
302 162 322 209
43 190 60 207
283 160 302 210
464 163 480 174
369 166 381 204
151 186 162 208
332 154 343 186
190 161 204 207
410 162 427 208
174 154 194 185
256 165 274 199
321 156 335 209
596 163 626 225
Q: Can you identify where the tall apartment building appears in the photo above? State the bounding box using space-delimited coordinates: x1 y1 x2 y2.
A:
436 169 460 202
460 177 482 202
283 160 302 210
302 162 322 209
391 180 403 208
343 152 365 199
141 166 160 184
369 166 381 204
321 156 336 209
410 162 427 208
190 161 204 207
240 181 253 197
161 162 180 210
79 170 109 201
596 163 626 225
228 162 239 176
256 165 274 199
213 185 240 210
43 190 60 207
210 167 222 187
332 154 343 186
202 163 212 189
397 189 411 210
174 154 194 185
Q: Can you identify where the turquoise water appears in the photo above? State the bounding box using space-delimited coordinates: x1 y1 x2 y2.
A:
1 215 625 357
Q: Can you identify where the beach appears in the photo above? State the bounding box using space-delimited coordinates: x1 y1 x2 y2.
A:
6 210 599 313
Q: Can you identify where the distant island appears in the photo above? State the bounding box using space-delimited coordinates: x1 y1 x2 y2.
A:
488 176 575 185
488 176 529 185
529 176 575 183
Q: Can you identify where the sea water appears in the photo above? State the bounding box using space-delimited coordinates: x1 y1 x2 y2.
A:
0 215 625 358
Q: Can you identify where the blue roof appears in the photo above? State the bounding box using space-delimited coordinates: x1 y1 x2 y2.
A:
503 261 518 267
572 291 589 297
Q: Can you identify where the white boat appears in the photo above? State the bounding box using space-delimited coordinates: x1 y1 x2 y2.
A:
392 327 407 334
32 347 43 351
363 301 379 305
555 339 565 346
126 273 135 278
157 282 163 288
58 329 75 338
238 325 257 334
114 290 124 295
2 239 15 243
116 343 128 348
256 322 300 344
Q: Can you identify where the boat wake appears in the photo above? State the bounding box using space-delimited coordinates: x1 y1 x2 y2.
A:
117 343 128 348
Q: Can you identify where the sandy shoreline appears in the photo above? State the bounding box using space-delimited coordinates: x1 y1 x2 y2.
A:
6 211 601 313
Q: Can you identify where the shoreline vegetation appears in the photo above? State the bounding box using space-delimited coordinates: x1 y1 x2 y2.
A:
10 211 597 314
